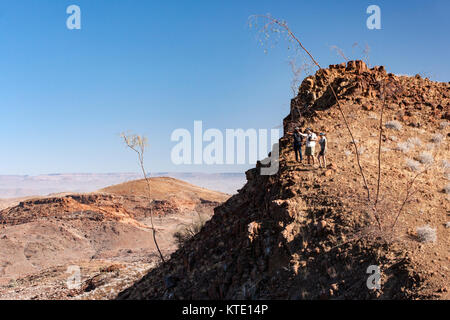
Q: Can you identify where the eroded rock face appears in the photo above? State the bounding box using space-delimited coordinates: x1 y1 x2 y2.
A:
284 60 449 134
117 62 449 300
0 178 231 294
0 189 225 226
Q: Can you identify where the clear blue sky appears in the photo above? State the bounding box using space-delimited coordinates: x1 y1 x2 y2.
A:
0 0 448 175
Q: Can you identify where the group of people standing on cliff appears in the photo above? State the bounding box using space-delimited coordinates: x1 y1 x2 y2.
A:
289 127 327 168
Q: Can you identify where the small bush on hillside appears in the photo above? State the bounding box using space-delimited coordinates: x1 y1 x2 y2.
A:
407 137 422 147
390 136 398 142
385 120 403 131
406 158 421 172
440 121 449 130
418 152 434 165
445 222 450 229
173 219 205 248
441 160 450 171
416 225 437 243
344 150 352 156
445 183 450 194
431 133 444 144
357 146 366 155
397 142 413 153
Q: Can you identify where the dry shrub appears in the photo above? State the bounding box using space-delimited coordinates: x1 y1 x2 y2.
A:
431 133 444 144
442 160 450 171
406 158 421 172
385 120 403 131
407 137 422 147
418 152 434 165
444 183 450 194
397 142 413 153
439 121 449 130
357 145 366 155
416 225 437 243
173 218 205 248
121 132 165 264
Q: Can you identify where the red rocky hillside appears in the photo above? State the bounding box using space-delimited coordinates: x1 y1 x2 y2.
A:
117 61 449 300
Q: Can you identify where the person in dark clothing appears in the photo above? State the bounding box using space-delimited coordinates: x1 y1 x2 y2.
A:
318 132 327 168
290 127 304 163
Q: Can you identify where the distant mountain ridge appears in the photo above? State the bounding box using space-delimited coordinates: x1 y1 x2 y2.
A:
0 172 246 198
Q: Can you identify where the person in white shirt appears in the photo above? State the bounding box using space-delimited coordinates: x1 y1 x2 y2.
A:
299 128 317 165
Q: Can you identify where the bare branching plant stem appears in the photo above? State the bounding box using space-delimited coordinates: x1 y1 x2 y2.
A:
121 133 165 264
375 81 386 210
289 58 314 97
391 169 424 230
250 14 371 201
352 42 371 68
390 147 437 231
330 45 349 62
371 78 391 231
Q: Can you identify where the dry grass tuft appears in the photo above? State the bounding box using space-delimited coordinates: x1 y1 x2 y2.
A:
418 152 434 165
406 159 421 172
445 183 450 194
407 137 422 147
385 120 403 131
416 225 437 243
440 121 449 130
431 133 444 144
357 146 366 155
173 219 205 248
397 142 413 153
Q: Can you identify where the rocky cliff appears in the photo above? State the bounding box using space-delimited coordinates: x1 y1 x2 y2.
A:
117 61 449 300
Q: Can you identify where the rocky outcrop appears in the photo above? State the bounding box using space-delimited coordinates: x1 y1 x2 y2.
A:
285 60 449 134
117 61 449 300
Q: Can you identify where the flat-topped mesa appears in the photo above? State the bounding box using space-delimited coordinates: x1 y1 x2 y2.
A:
283 60 450 134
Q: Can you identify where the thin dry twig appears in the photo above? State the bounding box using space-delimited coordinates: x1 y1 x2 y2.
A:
330 45 349 62
121 133 166 264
